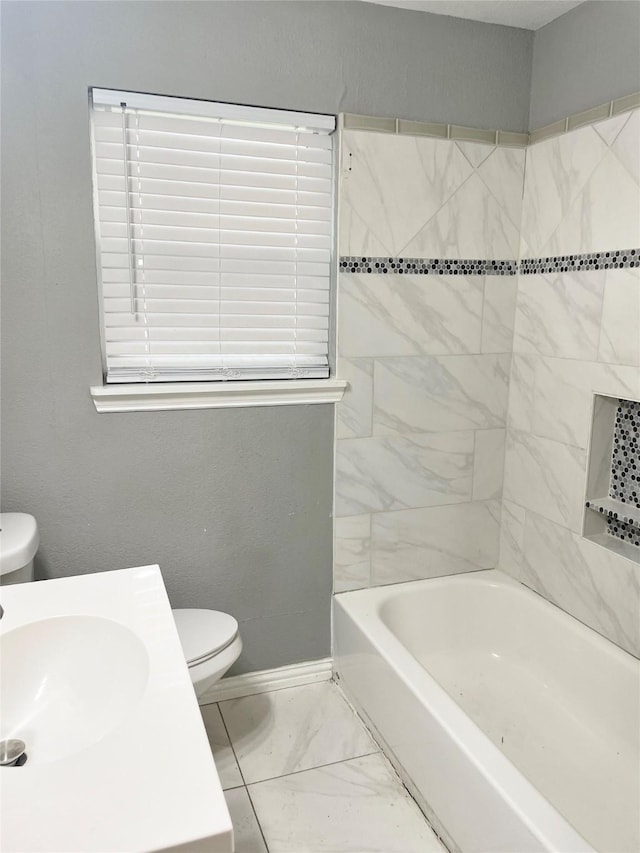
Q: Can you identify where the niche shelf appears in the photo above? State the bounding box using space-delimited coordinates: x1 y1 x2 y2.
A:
584 395 640 562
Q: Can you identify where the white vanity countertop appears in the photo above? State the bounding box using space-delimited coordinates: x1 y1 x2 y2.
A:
0 565 233 853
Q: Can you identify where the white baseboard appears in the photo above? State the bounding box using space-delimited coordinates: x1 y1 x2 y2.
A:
199 657 333 704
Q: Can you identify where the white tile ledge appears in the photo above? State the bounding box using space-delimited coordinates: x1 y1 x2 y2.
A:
91 379 347 413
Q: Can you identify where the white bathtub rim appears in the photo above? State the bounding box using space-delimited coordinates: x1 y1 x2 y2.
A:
334 570 596 853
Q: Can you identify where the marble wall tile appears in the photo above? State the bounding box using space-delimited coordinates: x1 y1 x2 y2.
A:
543 150 640 256
476 146 526 236
473 428 506 500
497 499 526 580
512 271 605 360
334 515 370 593
506 354 536 432
592 112 632 147
531 358 639 449
456 141 494 169
335 432 473 516
339 130 472 257
481 276 518 353
521 110 640 259
610 109 639 187
373 353 511 435
401 173 521 260
521 511 640 657
336 358 373 439
520 124 608 258
370 500 501 585
598 268 640 367
338 273 483 358
503 429 586 533
339 202 391 257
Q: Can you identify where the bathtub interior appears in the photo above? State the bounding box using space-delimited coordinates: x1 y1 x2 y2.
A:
340 572 640 853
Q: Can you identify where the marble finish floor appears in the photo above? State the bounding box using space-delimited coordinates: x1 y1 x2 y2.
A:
201 680 446 853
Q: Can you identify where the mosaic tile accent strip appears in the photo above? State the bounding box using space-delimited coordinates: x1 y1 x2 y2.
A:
339 257 517 275
339 249 640 277
520 248 640 275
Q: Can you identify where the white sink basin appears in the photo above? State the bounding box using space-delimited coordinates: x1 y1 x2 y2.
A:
1 615 149 764
0 566 233 853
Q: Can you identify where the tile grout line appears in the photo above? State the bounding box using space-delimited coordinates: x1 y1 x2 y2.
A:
217 701 248 787
243 784 271 853
217 681 447 850
244 748 381 788
216 702 272 853
333 681 452 852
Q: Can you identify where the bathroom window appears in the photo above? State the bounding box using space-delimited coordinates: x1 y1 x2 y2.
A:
89 88 335 386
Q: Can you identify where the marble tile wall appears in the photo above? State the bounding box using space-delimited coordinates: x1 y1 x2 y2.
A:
502 109 640 656
335 129 525 592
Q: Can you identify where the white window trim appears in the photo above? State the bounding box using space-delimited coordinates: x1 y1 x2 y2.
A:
90 378 347 413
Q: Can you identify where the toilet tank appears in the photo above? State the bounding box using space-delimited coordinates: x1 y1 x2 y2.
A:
0 513 39 585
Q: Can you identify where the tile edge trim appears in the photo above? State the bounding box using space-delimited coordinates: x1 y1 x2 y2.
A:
340 90 640 147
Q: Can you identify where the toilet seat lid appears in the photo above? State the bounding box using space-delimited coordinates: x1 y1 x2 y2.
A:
173 608 239 665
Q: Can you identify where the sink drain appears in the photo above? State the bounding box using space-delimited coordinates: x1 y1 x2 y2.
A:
0 739 27 766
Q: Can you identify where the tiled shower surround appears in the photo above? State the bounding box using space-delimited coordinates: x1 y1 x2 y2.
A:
502 108 640 656
335 109 640 657
335 129 524 591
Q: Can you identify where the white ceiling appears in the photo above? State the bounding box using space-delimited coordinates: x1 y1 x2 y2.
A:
365 0 585 30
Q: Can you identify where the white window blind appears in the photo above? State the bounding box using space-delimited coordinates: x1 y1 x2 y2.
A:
90 89 336 383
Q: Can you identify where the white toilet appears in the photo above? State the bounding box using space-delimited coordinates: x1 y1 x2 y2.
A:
0 513 242 700
172 608 242 699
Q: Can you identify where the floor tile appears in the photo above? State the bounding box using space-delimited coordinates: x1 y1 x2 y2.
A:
200 703 244 790
219 681 377 784
248 752 445 853
224 787 268 853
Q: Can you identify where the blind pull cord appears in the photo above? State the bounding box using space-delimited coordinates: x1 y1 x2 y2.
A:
120 102 136 316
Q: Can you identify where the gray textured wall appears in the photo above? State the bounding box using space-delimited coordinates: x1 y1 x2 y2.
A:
529 1 640 129
0 0 532 674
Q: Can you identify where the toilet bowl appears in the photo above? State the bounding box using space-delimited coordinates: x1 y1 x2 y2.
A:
0 513 242 700
172 609 242 700
0 513 39 585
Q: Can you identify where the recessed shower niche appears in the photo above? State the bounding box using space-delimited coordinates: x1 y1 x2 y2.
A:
584 394 640 562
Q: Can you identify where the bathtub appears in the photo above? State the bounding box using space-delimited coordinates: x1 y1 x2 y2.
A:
333 570 639 853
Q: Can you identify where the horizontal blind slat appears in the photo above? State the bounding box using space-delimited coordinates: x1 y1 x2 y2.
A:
103 284 330 301
96 155 332 182
95 140 333 167
103 297 329 316
98 203 332 225
106 340 328 356
96 172 331 196
99 187 329 209
100 222 332 243
93 109 333 146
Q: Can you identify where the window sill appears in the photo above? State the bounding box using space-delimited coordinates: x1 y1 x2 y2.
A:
90 379 348 413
